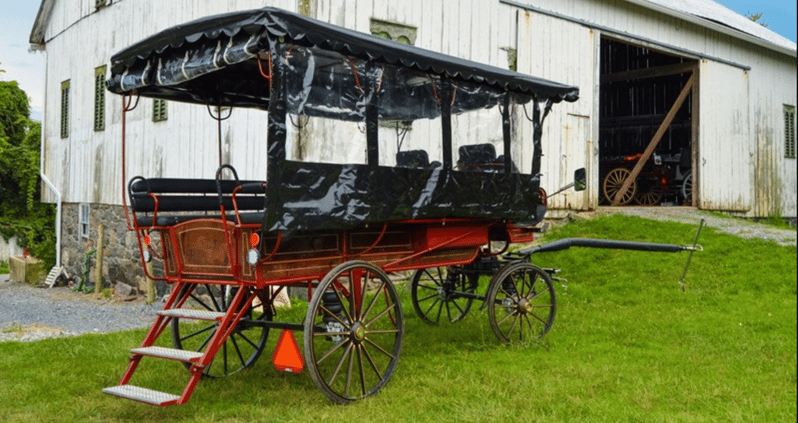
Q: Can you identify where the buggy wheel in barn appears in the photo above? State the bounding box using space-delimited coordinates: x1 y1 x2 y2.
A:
411 267 478 324
171 283 271 378
635 175 663 205
603 167 637 205
681 171 693 205
304 261 404 404
486 262 556 343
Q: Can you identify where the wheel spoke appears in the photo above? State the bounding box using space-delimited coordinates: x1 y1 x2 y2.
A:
364 337 395 360
422 297 440 317
360 279 387 322
332 281 354 327
360 343 384 380
179 323 215 343
365 301 397 327
345 342 355 398
228 334 247 369
357 345 366 397
327 341 354 387
319 304 351 328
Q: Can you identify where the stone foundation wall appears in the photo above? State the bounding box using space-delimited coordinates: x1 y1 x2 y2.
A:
60 203 164 296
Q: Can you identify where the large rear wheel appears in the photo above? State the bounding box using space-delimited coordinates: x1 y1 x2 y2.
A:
304 261 404 404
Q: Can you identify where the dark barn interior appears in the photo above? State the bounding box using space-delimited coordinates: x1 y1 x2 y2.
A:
599 37 697 206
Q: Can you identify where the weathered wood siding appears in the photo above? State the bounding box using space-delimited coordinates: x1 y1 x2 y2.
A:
41 0 296 205
517 10 597 211
698 60 751 211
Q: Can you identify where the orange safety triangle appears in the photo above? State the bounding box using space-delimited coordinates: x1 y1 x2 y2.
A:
272 329 304 374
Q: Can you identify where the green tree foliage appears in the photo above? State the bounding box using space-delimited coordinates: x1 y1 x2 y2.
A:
746 12 769 28
0 67 56 268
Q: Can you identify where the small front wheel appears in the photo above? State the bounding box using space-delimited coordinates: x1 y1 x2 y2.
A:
411 267 477 324
304 261 404 404
486 262 556 343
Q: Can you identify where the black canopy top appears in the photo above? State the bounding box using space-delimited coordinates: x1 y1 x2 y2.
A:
107 7 579 108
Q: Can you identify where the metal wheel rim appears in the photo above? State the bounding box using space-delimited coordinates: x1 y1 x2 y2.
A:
171 284 271 378
486 262 556 343
304 260 404 404
411 267 476 325
603 168 637 205
681 172 693 204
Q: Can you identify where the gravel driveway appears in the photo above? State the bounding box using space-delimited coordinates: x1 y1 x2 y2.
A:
0 277 162 342
1 207 794 343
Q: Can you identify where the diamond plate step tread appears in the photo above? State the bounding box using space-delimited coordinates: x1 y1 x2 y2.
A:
131 346 203 362
158 308 225 321
103 385 180 406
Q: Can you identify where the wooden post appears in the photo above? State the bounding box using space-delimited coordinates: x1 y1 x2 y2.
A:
94 224 105 294
611 72 697 206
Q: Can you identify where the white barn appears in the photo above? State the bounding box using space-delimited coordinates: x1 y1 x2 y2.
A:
30 0 796 288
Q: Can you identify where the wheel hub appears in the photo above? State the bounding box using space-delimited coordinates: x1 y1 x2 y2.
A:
517 299 534 315
351 322 367 343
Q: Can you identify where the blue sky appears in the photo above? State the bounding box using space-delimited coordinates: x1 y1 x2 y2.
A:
1 1 796 122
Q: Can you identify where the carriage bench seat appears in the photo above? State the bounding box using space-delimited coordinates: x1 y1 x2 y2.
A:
128 176 267 227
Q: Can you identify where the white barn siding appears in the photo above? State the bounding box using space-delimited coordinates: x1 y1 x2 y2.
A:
41 0 296 205
698 60 751 211
517 11 597 210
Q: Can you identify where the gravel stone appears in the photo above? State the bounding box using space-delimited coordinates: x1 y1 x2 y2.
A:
0 276 162 342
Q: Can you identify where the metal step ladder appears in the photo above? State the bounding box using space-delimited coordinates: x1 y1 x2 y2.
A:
102 283 252 406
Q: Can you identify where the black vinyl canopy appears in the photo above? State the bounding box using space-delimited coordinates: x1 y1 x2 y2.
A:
107 7 579 108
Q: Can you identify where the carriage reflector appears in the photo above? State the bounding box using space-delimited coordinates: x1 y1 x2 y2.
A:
142 249 152 263
249 232 260 247
144 235 151 245
272 329 304 374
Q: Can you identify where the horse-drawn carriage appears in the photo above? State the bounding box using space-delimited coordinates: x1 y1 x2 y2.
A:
102 7 700 405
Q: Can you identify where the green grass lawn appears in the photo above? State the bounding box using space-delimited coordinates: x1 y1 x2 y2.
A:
0 214 795 422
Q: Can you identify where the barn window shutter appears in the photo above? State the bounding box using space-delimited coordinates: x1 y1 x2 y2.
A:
153 99 168 122
94 66 106 132
785 105 796 159
60 80 70 139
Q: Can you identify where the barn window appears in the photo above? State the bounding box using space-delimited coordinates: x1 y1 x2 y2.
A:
60 80 70 139
153 99 168 122
79 204 90 240
94 66 106 131
96 0 108 9
370 19 417 131
785 105 796 159
370 18 417 45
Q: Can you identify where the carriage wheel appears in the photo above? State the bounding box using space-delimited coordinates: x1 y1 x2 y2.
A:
634 178 663 205
304 261 404 404
603 168 637 205
171 283 271 378
681 172 693 206
411 267 478 324
486 262 556 343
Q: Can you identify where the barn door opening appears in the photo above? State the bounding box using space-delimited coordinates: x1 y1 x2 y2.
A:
599 37 698 207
